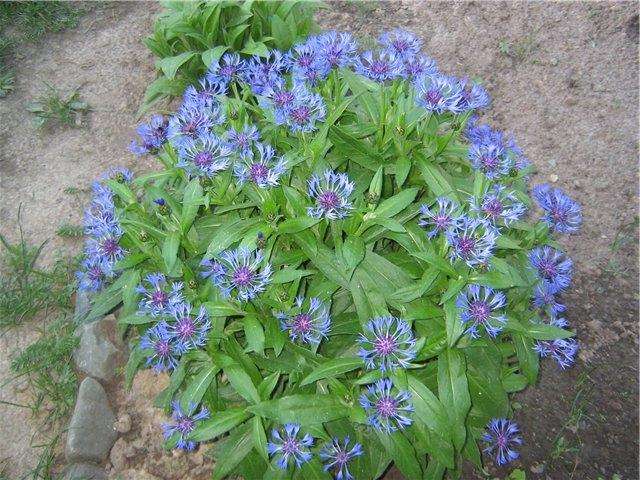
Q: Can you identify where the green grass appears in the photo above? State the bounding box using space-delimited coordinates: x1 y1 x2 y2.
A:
56 223 84 239
27 82 89 129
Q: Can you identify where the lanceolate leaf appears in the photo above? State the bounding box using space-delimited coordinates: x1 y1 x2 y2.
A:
437 349 471 451
188 408 250 442
247 394 347 425
300 357 363 386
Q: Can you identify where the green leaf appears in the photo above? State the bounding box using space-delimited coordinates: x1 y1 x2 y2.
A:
241 38 270 57
513 333 539 384
444 298 464 347
204 300 245 317
252 416 269 462
189 408 250 442
180 179 203 234
157 51 195 80
258 372 280 400
502 373 528 393
181 363 217 411
162 230 180 273
418 160 459 201
278 216 320 234
376 431 423 480
201 45 228 68
369 188 419 219
411 250 457 277
270 268 315 284
86 269 139 322
211 423 254 480
224 363 261 404
437 349 471 451
124 344 147 390
244 316 265 354
248 394 347 425
342 236 365 272
205 218 262 257
300 357 363 386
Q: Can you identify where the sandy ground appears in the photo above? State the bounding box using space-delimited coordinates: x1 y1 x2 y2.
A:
0 1 637 479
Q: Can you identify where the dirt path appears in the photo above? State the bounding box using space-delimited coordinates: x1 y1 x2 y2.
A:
0 1 637 479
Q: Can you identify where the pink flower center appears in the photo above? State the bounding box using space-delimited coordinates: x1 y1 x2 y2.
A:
194 151 213 167
293 313 313 334
249 163 269 183
318 191 340 210
469 301 490 322
232 266 254 287
375 395 397 418
374 334 397 356
151 290 168 307
177 317 196 339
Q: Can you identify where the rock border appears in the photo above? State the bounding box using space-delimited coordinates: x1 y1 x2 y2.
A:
62 291 124 480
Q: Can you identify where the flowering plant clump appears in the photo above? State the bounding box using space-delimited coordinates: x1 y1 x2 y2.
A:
78 28 582 479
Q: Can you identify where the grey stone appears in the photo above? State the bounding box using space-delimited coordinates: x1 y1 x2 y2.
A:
74 318 119 382
66 378 117 463
63 462 106 480
114 413 131 433
74 289 93 322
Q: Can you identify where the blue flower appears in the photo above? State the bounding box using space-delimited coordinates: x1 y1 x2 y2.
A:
418 197 462 238
319 437 364 480
167 303 211 354
76 257 114 292
136 272 183 317
532 281 565 316
129 114 168 156
284 84 326 133
470 184 527 227
207 52 246 85
403 54 438 79
316 31 358 69
85 231 126 264
177 132 232 178
183 75 227 108
83 183 118 237
267 423 314 469
456 284 507 338
359 379 413 433
162 401 210 451
262 80 295 125
456 78 490 112
532 183 582 234
225 124 260 159
140 321 179 372
287 38 330 86
101 166 133 184
242 50 287 95
414 74 464 114
528 246 573 293
307 169 355 220
535 337 579 369
378 28 422 60
167 101 225 148
465 119 529 173
358 316 417 372
233 142 287 188
200 247 272 302
445 217 498 268
276 296 331 347
468 142 512 179
482 418 522 466
354 50 404 82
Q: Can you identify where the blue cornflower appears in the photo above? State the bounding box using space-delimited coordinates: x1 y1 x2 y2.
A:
85 230 126 264
177 132 232 178
532 281 566 316
482 418 523 466
445 217 498 268
470 184 527 227
319 437 364 480
316 31 358 69
359 379 414 433
403 54 438 79
207 52 246 85
378 28 422 60
284 85 326 133
528 246 573 293
167 303 211 354
225 124 260 159
140 321 179 372
83 186 118 237
233 142 287 188
182 75 227 108
167 101 225 148
418 197 462 238
262 80 295 125
267 423 314 470
456 78 490 112
358 316 417 372
354 50 404 82
535 336 578 369
242 50 287 95
129 114 168 156
136 273 183 317
101 166 134 184
287 39 330 86
307 169 355 220
276 296 331 346
414 73 464 114
200 247 272 302
76 257 114 292
456 284 507 338
532 183 582 234
468 142 512 179
162 401 210 451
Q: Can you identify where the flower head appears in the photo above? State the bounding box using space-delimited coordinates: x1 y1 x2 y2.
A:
284 85 326 133
261 80 295 125
101 166 134 184
456 78 490 112
532 184 582 234
403 54 438 79
267 423 314 469
465 120 529 174
535 337 578 369
162 401 210 451
378 28 422 60
242 50 287 95
445 217 498 268
85 231 126 264
233 142 287 188
468 142 512 179
183 75 227 108
470 184 527 227
456 284 507 338
177 132 232 178
414 74 464 114
319 437 364 480
532 281 566 316
136 272 184 317
418 197 462 238
276 296 331 347
528 246 573 293
83 183 118 237
167 303 211 354
359 379 413 433
129 114 168 156
358 316 417 372
76 257 115 292
200 247 272 302
167 101 225 148
140 321 179 372
354 50 404 82
307 169 355 220
225 124 260 159
207 52 246 85
482 418 523 466
316 31 358 69
287 38 330 86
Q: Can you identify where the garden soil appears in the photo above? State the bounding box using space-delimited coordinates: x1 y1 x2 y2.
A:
0 2 637 479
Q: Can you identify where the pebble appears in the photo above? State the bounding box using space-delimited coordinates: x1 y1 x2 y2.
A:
114 413 132 433
549 173 559 183
64 462 106 480
74 318 119 382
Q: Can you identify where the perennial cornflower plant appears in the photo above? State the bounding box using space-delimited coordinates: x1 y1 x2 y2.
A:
77 26 583 479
